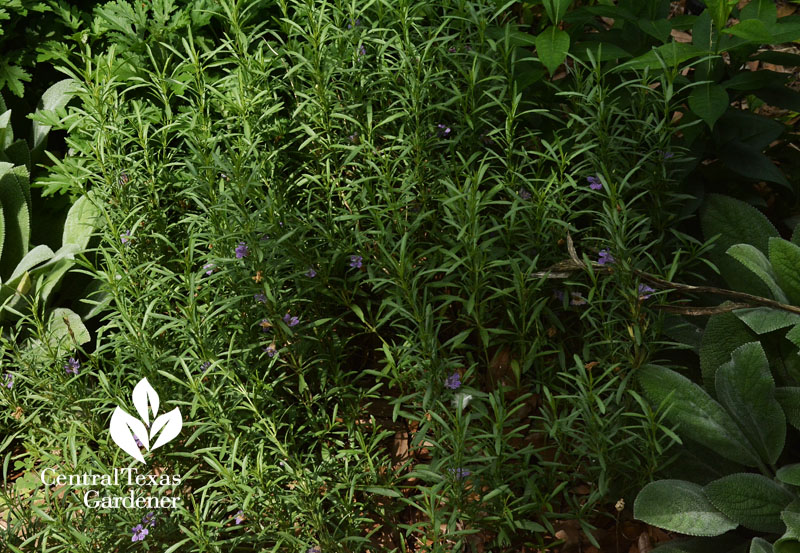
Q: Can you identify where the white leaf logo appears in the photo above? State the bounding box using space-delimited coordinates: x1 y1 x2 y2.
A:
109 377 182 463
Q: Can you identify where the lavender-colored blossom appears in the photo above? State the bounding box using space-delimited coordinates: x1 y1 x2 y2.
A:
597 249 615 265
131 524 149 542
121 230 132 244
657 149 674 160
444 373 461 390
437 123 452 138
448 467 471 479
638 284 656 299
554 290 565 302
235 241 249 259
358 44 366 56
260 319 272 333
349 255 363 269
142 511 156 528
203 263 215 276
263 344 278 358
587 176 602 190
283 313 300 327
118 172 130 186
448 46 457 53
346 18 360 29
64 357 80 375
234 510 245 525
200 361 212 371
308 547 321 553
254 293 267 303
4 372 12 389
518 189 532 200
133 434 144 448
306 268 317 278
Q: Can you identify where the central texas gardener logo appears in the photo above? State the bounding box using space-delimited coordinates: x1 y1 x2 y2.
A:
110 378 182 463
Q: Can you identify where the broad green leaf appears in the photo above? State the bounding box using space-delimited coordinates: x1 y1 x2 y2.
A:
535 26 570 75
770 238 800 305
726 244 787 302
619 42 704 71
741 0 777 25
47 307 90 348
706 0 736 33
689 83 728 129
0 162 30 276
571 42 631 62
700 311 757 389
777 464 800 486
704 473 793 533
634 479 737 537
62 192 101 249
734 308 800 334
720 141 790 189
775 511 800 553
0 109 11 150
750 537 774 553
793 223 800 247
638 18 672 43
787 324 800 349
640 365 760 466
724 70 789 91
767 21 800 44
755 87 800 113
701 194 780 296
776 388 800 431
32 79 76 152
715 342 785 466
715 110 784 150
725 19 776 43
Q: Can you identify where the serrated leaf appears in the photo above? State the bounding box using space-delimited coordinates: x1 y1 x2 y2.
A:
689 83 729 129
770 238 800 305
777 464 800 486
726 244 787 302
775 511 800 553
639 365 760 466
776 388 800 431
535 26 570 75
715 342 785 466
634 479 737 537
701 194 780 296
734 308 800 335
700 311 757 390
750 537 774 553
787 324 800 349
704 473 792 533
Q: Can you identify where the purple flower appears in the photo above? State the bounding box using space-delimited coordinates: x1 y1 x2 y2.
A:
142 511 156 527
587 176 602 190
263 344 278 358
437 123 452 138
306 268 317 278
234 510 245 525
308 547 321 553
657 149 674 160
235 242 249 259
203 263 215 276
118 172 130 185
448 467 471 479
358 44 366 56
349 255 363 269
64 357 80 375
348 132 358 143
444 373 461 390
4 372 12 389
254 293 267 303
200 361 212 371
554 290 565 302
346 18 360 29
518 189 531 200
133 434 144 448
283 313 300 327
448 46 457 53
131 524 149 542
638 284 656 299
597 249 615 265
121 230 132 244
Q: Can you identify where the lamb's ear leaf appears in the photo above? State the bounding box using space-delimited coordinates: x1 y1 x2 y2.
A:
149 407 182 450
109 407 148 463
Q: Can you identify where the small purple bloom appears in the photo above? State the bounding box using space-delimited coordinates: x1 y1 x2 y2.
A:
348 132 358 143
638 284 656 299
444 373 461 390
437 123 452 138
597 249 615 265
254 293 267 303
121 230 132 244
657 149 674 160
448 467 471 479
263 344 278 358
587 176 602 190
554 290 565 302
235 242 249 259
200 361 212 371
518 189 531 200
306 268 317 278
349 255 363 269
448 46 457 53
346 18 360 29
308 547 321 553
118 172 130 185
133 434 143 448
283 313 300 327
234 510 245 525
131 524 148 542
3 372 12 389
203 263 215 276
64 357 80 375
358 44 366 56
142 511 156 527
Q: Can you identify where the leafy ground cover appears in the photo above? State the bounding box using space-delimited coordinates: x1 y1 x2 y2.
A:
1 0 800 552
